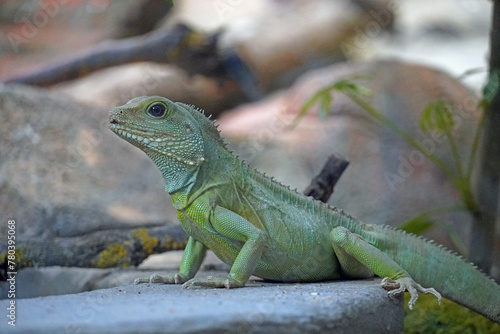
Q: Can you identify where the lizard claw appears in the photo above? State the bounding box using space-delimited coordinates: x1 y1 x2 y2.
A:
183 276 218 289
381 277 442 309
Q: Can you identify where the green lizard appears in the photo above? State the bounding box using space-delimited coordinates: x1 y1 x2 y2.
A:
109 96 500 323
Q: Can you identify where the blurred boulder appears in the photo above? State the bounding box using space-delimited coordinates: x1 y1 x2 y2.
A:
55 63 246 116
0 84 176 240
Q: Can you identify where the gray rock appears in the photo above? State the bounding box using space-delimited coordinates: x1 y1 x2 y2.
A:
0 84 176 241
0 278 403 334
0 267 110 299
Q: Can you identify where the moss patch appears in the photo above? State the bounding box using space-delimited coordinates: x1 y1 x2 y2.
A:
95 243 129 268
164 236 186 250
404 293 500 333
131 228 158 254
1 248 31 268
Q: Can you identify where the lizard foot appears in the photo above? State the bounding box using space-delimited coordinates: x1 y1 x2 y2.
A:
134 273 185 285
381 277 442 309
182 276 245 289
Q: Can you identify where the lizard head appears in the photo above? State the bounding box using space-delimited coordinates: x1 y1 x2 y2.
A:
109 96 207 191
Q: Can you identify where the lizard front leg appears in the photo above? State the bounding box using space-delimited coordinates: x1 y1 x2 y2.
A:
330 226 441 309
183 206 267 289
134 236 206 285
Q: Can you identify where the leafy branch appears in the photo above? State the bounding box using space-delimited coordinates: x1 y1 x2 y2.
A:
298 76 487 248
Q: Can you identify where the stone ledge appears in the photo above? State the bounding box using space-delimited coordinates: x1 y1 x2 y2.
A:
0 277 403 333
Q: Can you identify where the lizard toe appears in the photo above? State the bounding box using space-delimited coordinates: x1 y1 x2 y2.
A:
382 276 442 309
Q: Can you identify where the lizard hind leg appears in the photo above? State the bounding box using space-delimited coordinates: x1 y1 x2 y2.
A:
330 226 442 308
330 226 375 279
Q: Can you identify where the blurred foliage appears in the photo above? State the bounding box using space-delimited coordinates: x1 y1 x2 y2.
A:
482 70 500 107
420 101 455 135
299 77 488 255
403 293 500 334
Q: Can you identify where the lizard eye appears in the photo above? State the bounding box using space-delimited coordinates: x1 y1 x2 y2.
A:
147 103 167 118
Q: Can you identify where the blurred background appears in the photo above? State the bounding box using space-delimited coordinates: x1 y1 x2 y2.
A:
0 0 491 94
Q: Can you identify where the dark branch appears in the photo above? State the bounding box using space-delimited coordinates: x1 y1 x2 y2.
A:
470 2 500 275
303 154 349 203
2 23 261 99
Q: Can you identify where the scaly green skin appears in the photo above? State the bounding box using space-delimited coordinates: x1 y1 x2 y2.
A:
109 96 500 323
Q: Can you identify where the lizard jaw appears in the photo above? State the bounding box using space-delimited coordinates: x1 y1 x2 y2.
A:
109 123 203 167
109 122 173 148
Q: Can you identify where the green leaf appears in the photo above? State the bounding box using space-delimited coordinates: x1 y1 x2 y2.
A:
300 92 321 116
419 100 455 134
398 216 435 235
398 204 467 236
298 77 372 124
483 69 500 105
318 93 332 117
294 88 334 128
456 67 485 81
332 80 371 96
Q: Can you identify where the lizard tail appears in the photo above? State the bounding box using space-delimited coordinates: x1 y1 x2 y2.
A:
357 224 500 323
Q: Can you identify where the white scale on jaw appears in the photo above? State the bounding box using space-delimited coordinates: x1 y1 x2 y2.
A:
111 123 204 166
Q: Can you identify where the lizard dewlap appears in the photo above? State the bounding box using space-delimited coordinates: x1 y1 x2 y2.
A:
109 96 500 324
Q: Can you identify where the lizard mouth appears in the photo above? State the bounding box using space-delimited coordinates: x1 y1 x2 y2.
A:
109 122 175 150
110 123 154 144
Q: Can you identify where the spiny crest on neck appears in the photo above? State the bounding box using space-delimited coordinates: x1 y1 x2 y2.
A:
176 102 229 150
